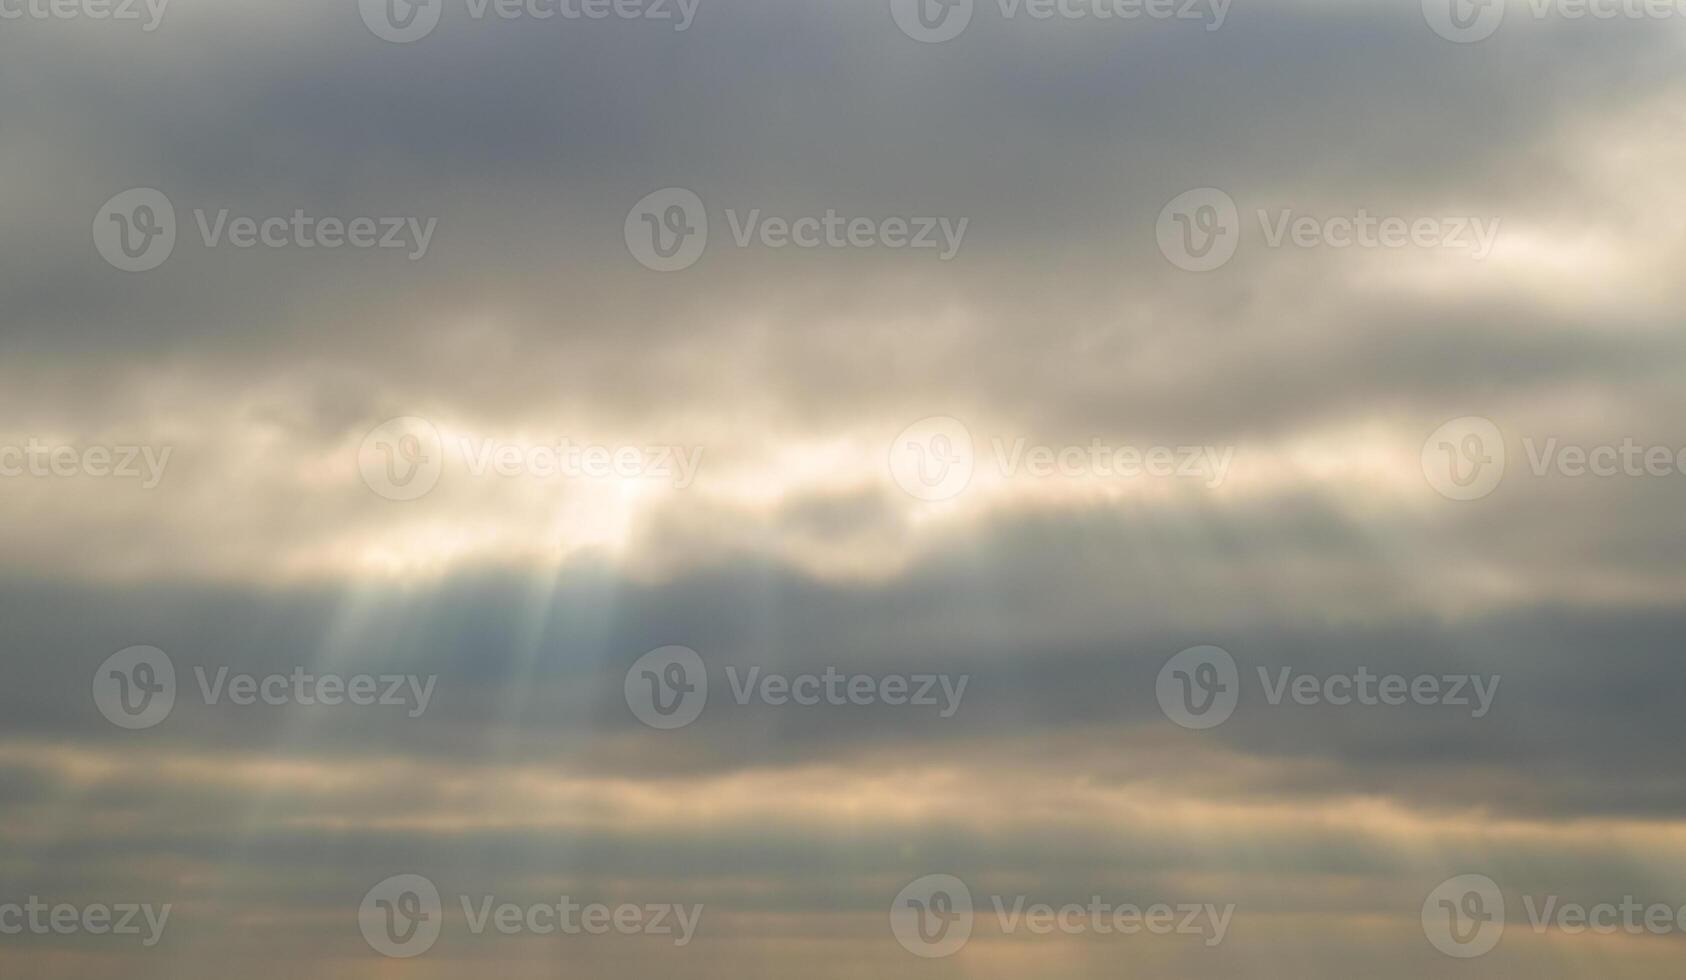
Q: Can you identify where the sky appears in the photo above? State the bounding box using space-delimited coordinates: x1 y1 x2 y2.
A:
3 0 1686 976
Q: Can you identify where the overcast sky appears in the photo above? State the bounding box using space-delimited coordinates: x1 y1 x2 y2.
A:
3 1 1686 977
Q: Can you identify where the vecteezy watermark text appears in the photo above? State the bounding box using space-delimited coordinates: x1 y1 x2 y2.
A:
93 646 436 730
359 874 701 958
1423 873 1686 958
357 417 706 501
1421 416 1686 501
1157 189 1501 272
890 874 1233 958
0 0 167 29
1423 0 1686 43
888 415 1234 501
625 188 967 271
456 436 704 485
94 189 437 272
360 0 699 43
890 0 1230 43
624 646 968 729
1157 646 1500 729
0 899 171 946
0 440 171 488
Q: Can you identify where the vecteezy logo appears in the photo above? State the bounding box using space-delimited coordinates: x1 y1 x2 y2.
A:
890 874 973 957
624 188 708 271
1422 416 1505 501
1423 874 1504 958
890 0 973 42
1156 645 1240 730
1157 188 1240 272
93 645 177 729
360 0 444 42
625 646 708 729
93 189 177 272
360 874 443 957
888 416 975 502
358 417 444 501
1423 0 1506 42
